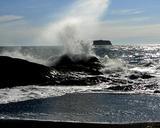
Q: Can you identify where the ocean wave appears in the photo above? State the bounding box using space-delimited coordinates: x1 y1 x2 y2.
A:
0 45 160 104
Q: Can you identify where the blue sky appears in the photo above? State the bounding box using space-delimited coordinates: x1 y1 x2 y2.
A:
108 0 160 24
0 0 160 45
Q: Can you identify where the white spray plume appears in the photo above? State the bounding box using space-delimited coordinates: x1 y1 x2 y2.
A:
0 49 47 65
38 0 110 54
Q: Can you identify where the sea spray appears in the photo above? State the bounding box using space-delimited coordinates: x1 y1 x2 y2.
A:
38 0 110 55
0 48 46 65
0 0 110 64
0 45 159 105
101 55 127 74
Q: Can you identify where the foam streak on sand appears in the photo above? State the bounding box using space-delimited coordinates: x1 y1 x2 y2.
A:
0 85 103 104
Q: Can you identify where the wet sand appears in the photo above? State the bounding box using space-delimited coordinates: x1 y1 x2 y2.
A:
0 119 160 128
0 93 160 127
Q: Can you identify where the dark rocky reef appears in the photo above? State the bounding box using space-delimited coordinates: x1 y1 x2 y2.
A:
128 72 154 80
93 40 112 46
0 55 106 88
107 85 133 91
48 73 108 86
48 54 103 75
154 90 160 93
0 55 158 92
0 55 158 91
0 56 52 88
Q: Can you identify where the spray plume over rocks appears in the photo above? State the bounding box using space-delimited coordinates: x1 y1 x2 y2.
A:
38 0 110 55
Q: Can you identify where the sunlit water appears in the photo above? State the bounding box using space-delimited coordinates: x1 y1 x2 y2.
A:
0 44 160 123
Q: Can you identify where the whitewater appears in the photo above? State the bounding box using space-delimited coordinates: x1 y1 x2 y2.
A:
0 44 160 104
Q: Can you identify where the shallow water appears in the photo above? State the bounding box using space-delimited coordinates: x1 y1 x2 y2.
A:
0 93 160 123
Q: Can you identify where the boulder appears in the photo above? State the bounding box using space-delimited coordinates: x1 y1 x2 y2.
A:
0 56 107 88
129 74 140 80
107 85 133 91
0 56 52 88
93 40 112 45
49 54 103 75
154 90 160 93
129 72 154 80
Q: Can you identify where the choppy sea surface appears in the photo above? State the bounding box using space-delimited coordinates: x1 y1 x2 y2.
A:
0 44 160 123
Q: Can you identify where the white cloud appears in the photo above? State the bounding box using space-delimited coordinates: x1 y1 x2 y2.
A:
106 16 151 24
0 15 23 23
111 9 144 15
0 1 159 46
37 0 110 51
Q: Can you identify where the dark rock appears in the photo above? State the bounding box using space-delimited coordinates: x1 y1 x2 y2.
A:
107 85 133 91
0 56 52 88
129 72 154 80
143 62 155 67
129 74 140 80
0 56 108 88
144 83 158 89
93 40 112 45
141 73 154 79
154 90 160 93
49 54 103 75
59 76 104 85
0 55 112 88
46 72 108 86
110 78 128 84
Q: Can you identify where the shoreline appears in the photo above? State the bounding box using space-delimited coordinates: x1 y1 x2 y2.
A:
0 119 160 128
0 93 160 123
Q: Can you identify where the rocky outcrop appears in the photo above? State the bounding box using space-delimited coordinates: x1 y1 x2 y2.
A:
48 54 103 75
93 40 112 45
154 90 160 93
0 56 52 88
0 55 157 89
107 85 133 91
129 72 154 80
0 55 106 88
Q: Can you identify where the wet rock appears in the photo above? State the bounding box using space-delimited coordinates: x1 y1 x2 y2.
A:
154 90 160 93
129 72 154 80
145 83 158 89
107 85 133 91
111 78 128 84
109 74 120 78
47 73 108 86
0 56 109 88
49 54 103 75
0 56 52 88
93 40 112 45
129 74 140 80
141 73 154 79
143 62 155 67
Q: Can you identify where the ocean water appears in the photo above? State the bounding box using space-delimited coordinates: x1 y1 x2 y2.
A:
0 44 160 123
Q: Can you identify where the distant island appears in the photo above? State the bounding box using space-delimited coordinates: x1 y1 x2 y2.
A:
93 40 112 45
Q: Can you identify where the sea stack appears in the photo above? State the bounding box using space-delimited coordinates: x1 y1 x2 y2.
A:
93 40 112 45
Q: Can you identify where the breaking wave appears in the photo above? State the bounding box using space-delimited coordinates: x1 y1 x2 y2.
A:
0 45 160 104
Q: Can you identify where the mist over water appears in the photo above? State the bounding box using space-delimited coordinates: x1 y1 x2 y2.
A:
2 0 160 104
0 0 110 63
38 0 110 54
0 46 62 65
0 44 160 104
1 1 160 124
0 49 46 65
